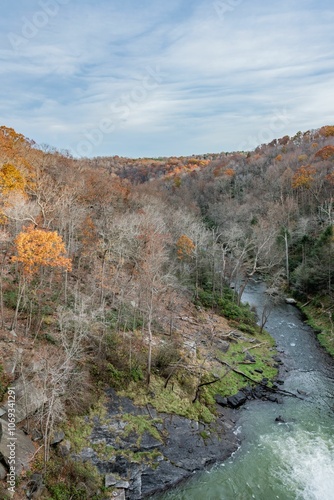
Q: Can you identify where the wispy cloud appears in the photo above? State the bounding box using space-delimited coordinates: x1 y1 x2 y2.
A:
0 0 333 156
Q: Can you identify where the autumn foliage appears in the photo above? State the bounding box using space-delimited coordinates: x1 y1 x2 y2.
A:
292 165 316 189
0 163 26 195
176 234 195 260
12 225 72 276
315 145 334 160
319 126 334 137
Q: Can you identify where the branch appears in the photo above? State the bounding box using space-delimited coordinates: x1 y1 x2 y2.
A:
214 358 304 399
242 342 267 352
192 367 232 403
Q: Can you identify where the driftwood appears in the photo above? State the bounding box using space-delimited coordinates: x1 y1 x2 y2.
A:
214 358 304 400
242 342 267 352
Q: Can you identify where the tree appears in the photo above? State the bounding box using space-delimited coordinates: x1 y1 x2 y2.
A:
0 163 26 195
11 226 72 330
12 225 72 276
176 234 195 260
292 165 316 190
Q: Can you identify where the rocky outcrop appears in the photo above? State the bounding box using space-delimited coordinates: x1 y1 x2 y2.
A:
0 418 35 475
1 377 47 423
73 389 239 499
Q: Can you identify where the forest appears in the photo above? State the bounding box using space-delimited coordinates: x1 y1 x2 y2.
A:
0 124 333 498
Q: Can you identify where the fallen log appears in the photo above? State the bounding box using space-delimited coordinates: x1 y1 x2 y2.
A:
214 358 304 400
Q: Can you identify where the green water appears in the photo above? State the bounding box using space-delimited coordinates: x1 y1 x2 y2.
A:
154 283 334 500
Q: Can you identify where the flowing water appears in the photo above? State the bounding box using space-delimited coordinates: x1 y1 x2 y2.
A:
154 281 334 500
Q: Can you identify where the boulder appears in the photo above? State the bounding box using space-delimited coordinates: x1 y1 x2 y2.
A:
218 340 230 353
3 377 47 423
214 394 228 406
105 473 117 487
25 473 44 499
50 430 65 445
0 418 35 475
115 480 130 489
244 351 255 363
226 391 247 408
285 298 297 305
58 440 71 457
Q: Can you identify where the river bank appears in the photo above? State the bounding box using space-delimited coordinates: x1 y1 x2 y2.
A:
155 280 334 500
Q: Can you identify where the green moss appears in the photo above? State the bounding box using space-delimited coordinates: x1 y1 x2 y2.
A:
122 413 163 444
301 297 334 357
63 396 108 453
120 377 215 424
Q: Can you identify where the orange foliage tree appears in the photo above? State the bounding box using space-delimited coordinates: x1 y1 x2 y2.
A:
315 146 334 161
0 163 26 195
292 165 316 189
12 225 72 276
223 168 236 177
319 126 334 137
176 234 195 260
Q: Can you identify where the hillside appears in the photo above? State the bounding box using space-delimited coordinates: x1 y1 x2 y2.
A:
0 124 333 498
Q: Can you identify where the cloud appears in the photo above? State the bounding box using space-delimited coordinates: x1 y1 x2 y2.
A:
0 0 333 157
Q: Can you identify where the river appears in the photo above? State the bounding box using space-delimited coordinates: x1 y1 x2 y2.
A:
153 280 334 500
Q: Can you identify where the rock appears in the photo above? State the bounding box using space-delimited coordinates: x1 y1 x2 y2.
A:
254 368 263 374
272 355 282 363
275 415 286 423
138 431 162 451
276 379 284 385
0 462 7 480
285 298 297 304
50 430 65 445
141 460 189 498
3 377 48 423
111 490 126 500
115 480 130 489
0 407 7 418
0 418 35 475
214 394 228 406
105 473 117 487
244 351 256 363
226 391 247 408
218 340 230 353
25 473 44 498
92 389 239 499
78 447 96 462
58 440 71 457
31 429 43 442
267 395 283 404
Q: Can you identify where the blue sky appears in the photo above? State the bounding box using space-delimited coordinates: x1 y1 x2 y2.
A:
1 0 334 158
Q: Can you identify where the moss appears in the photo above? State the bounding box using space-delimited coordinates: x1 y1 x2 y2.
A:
122 413 163 444
120 377 216 423
63 396 109 453
300 297 334 357
121 448 163 466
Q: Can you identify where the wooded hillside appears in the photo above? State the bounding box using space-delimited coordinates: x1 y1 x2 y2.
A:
0 124 333 498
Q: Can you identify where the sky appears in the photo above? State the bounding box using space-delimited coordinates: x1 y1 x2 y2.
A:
0 0 334 158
